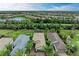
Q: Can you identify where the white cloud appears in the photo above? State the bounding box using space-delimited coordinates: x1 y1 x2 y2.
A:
0 3 35 11
48 4 78 11
0 3 47 11
0 3 78 11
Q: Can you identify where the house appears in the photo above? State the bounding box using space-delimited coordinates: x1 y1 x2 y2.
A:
47 32 67 56
33 33 46 51
10 34 30 56
0 37 13 50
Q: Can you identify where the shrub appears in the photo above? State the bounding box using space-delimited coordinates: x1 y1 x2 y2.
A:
44 44 56 56
6 43 13 51
0 43 13 56
16 49 26 56
0 49 10 56
25 40 33 55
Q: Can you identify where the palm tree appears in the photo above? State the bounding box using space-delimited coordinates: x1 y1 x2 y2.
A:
44 44 55 56
26 40 33 55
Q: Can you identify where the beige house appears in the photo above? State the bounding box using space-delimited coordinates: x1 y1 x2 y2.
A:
33 33 46 51
0 37 13 50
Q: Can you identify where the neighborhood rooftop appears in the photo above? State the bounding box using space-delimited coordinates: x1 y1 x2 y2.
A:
47 32 67 56
10 34 30 56
33 33 46 51
0 37 13 50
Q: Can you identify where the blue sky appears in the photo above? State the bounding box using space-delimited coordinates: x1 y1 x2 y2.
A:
0 3 79 11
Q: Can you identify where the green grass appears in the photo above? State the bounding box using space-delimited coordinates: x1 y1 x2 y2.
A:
59 30 79 55
0 29 14 37
1 29 79 55
0 29 34 41
59 30 79 40
0 29 34 56
59 30 72 42
59 30 79 44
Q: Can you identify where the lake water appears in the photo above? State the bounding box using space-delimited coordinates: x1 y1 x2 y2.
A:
0 17 25 22
9 17 25 21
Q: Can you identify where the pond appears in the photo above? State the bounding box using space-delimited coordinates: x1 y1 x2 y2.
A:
9 17 26 21
0 17 26 22
0 19 6 22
